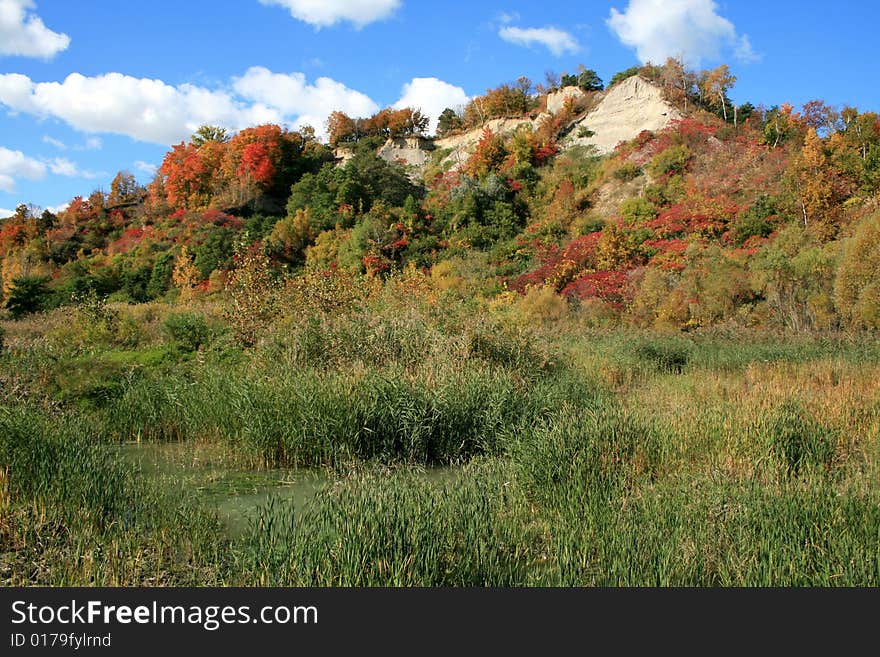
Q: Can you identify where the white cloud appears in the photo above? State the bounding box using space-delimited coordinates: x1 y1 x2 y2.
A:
233 66 379 135
499 26 580 56
48 157 98 179
0 0 70 59
0 207 13 217
0 146 46 192
735 34 759 63
46 201 68 214
134 160 158 176
82 136 102 150
608 0 755 66
42 134 66 149
258 0 400 28
0 67 471 145
0 71 287 144
0 69 382 144
393 77 469 135
47 157 76 177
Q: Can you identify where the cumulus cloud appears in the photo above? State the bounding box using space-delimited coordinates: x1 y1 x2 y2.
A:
0 72 254 144
0 67 469 144
499 26 580 56
0 207 13 217
0 71 333 144
258 0 401 28
608 0 755 66
0 0 70 59
233 66 379 135
393 77 469 135
0 146 46 192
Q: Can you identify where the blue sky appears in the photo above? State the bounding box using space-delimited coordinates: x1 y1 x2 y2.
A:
1 0 879 216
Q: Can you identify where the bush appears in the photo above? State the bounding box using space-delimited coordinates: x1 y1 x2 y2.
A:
164 312 213 352
619 197 657 224
648 144 691 178
612 162 642 182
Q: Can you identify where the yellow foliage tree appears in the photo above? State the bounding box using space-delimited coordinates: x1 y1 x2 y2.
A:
834 213 880 329
172 245 200 302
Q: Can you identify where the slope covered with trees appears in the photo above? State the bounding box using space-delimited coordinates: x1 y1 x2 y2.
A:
2 59 879 331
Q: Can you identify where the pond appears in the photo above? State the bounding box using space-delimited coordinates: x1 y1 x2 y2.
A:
119 441 457 536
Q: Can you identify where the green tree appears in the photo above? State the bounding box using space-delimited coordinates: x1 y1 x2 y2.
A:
5 275 50 318
609 66 641 87
437 108 463 137
191 125 230 147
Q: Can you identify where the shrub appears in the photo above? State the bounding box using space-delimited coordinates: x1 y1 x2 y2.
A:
619 197 658 225
648 144 691 178
164 312 213 352
613 162 642 182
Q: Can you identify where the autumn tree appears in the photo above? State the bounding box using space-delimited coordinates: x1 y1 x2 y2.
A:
327 111 358 147
172 245 201 302
699 64 737 122
108 170 142 206
787 128 836 233
801 100 840 135
224 243 280 347
158 142 211 209
761 104 801 148
834 213 880 329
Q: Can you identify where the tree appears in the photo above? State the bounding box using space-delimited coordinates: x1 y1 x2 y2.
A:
172 245 200 302
437 108 463 137
801 100 840 136
224 244 279 347
576 66 603 91
788 128 835 231
108 170 142 206
761 104 800 148
327 111 358 147
609 66 641 87
699 64 737 122
5 275 50 318
192 125 230 147
834 212 880 328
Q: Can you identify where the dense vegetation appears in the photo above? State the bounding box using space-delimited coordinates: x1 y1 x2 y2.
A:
1 59 879 586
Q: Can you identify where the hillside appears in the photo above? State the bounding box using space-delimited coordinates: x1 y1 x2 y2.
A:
3 61 880 591
1 61 879 332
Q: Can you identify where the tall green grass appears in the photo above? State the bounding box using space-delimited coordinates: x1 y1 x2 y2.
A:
234 461 539 586
0 406 229 585
2 301 879 586
103 361 600 468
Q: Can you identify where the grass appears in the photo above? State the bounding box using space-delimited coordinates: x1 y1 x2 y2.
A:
1 300 879 586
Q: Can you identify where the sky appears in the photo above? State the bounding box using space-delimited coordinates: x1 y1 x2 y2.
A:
1 0 879 216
